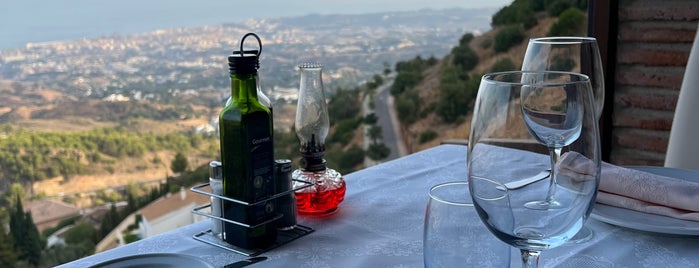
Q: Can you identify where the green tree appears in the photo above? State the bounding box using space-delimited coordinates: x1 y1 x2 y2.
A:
391 71 422 96
367 143 390 161
391 56 429 96
395 92 420 124
370 74 384 89
0 229 17 268
9 196 43 266
491 0 539 27
23 213 43 266
548 7 587 36
329 117 362 145
419 130 438 144
337 145 365 171
458 33 475 47
368 125 383 143
4 183 25 207
451 45 479 71
99 203 121 239
451 33 479 71
64 222 97 248
328 89 360 122
363 113 378 125
494 25 525 53
171 152 188 174
546 0 588 16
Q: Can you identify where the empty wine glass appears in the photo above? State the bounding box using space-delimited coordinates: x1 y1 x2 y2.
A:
520 72 586 209
467 71 600 268
521 36 604 242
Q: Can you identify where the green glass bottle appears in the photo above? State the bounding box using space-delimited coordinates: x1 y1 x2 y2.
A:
219 33 276 249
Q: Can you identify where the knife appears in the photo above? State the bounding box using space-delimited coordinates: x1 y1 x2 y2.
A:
223 256 268 268
498 170 551 190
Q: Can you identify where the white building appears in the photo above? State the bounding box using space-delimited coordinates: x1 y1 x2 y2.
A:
138 187 210 238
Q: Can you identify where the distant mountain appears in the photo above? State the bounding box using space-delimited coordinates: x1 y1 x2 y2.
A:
0 8 496 128
264 8 495 29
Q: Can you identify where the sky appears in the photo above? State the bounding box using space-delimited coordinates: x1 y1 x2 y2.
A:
0 0 512 50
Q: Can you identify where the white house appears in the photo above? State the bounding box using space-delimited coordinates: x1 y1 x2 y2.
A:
138 187 210 238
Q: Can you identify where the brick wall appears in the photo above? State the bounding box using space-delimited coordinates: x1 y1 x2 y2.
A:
609 0 699 165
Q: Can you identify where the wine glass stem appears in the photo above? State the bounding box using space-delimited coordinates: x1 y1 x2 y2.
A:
545 147 562 204
520 249 541 268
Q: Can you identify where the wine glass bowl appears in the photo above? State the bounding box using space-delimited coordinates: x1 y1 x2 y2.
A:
468 71 601 267
521 84 583 148
522 37 605 119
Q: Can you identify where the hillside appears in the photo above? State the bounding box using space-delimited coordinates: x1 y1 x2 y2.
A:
397 12 582 152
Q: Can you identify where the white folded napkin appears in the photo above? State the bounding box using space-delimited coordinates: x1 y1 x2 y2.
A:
559 152 699 221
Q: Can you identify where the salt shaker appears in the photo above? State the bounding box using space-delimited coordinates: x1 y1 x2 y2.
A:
208 161 223 237
275 159 297 230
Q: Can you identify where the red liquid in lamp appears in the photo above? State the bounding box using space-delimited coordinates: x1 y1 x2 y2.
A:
295 180 346 214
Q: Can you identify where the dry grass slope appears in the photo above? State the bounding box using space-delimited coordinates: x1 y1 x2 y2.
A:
402 17 558 153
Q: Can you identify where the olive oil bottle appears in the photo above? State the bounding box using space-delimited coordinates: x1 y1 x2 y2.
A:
219 33 276 249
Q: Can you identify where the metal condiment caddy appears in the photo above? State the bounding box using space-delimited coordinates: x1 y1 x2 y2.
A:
189 176 314 256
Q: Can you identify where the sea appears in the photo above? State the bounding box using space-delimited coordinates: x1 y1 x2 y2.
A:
0 0 510 50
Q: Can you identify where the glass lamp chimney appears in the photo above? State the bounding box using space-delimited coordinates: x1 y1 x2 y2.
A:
295 62 329 171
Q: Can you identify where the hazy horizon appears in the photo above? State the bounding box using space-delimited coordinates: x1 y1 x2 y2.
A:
0 0 512 50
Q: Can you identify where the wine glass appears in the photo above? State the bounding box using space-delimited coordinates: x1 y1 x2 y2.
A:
520 72 585 210
521 37 604 241
467 71 600 267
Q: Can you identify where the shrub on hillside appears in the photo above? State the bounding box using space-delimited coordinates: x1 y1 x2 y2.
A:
546 0 588 16
395 91 420 124
522 14 538 30
335 145 365 173
367 143 390 161
391 71 422 96
459 33 475 47
436 80 475 123
548 7 586 36
328 89 360 123
451 45 479 71
494 25 525 53
490 58 517 73
329 117 362 145
492 0 541 27
419 130 438 144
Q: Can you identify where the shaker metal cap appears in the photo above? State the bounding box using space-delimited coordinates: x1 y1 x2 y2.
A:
209 161 222 180
275 159 292 173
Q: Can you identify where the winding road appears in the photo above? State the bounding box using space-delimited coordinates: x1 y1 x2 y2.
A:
362 76 407 166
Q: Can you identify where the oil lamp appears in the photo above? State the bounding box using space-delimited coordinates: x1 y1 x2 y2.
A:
292 62 345 214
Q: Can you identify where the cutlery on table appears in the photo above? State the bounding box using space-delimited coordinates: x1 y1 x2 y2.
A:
223 256 268 268
498 170 551 190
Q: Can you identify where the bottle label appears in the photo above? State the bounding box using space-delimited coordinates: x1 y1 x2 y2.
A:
220 110 276 249
246 112 274 201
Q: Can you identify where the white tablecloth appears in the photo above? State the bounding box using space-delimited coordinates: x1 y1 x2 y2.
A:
59 144 699 268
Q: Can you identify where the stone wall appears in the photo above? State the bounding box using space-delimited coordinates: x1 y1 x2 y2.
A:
608 0 699 165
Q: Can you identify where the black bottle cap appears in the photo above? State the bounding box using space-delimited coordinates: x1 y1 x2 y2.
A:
228 33 262 75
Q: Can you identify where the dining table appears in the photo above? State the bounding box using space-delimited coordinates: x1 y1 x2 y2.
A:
59 144 699 268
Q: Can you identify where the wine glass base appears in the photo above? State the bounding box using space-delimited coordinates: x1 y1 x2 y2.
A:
524 200 562 210
567 226 594 244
